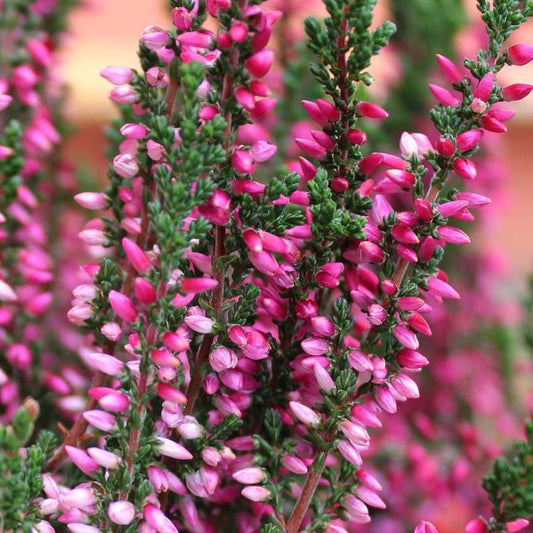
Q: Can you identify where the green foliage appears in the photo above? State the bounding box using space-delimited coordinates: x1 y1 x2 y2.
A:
483 420 533 530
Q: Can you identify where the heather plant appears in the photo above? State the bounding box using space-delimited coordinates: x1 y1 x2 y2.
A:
1 0 533 532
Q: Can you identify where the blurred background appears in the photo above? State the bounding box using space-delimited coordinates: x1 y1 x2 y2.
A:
60 0 533 279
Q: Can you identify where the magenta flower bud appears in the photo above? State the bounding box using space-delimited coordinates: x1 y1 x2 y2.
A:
474 72 495 101
391 224 419 244
356 469 383 492
232 149 255 174
73 192 107 211
508 43 533 65
157 383 186 404
391 373 420 399
241 486 270 502
100 66 133 85
437 200 469 218
337 439 362 465
456 129 484 152
144 504 179 533
142 25 170 50
232 467 265 484
295 299 318 319
310 316 335 337
235 87 256 110
340 419 370 445
393 324 419 350
351 404 382 428
157 437 193 460
301 100 327 126
134 278 157 304
177 31 213 48
101 321 122 341
481 115 507 133
67 525 102 533
109 290 138 322
87 447 121 469
146 67 170 87
0 94 12 111
437 226 470 245
374 386 397 414
357 101 388 119
245 50 274 78
33 521 55 533
399 132 418 157
182 277 218 294
122 238 151 273
65 446 99 476
85 352 124 376
229 21 248 42
148 465 170 492
367 304 386 325
295 138 327 160
347 128 367 145
120 122 148 140
414 521 439 533
62 486 96 507
6 343 32 370
108 501 136 525
428 84 459 106
503 83 533 101
289 400 321 426
98 391 130 412
453 158 476 180
435 54 464 83
301 337 329 356
0 279 17 302
465 519 488 533
398 296 424 311
357 241 385 263
316 98 341 121
184 314 215 333
506 520 529 533
348 350 374 372
343 494 370 522
397 348 429 369
113 153 139 178
310 129 335 150
427 276 460 299
436 137 455 158
109 85 139 104
355 485 386 509
83 409 116 432
471 97 488 114
313 363 335 391
209 347 238 372
251 140 277 163
281 454 308 474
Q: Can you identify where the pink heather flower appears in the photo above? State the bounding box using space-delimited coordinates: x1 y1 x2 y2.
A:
281 455 308 474
357 101 388 119
508 43 533 65
109 85 139 104
355 485 386 509
109 290 138 322
453 158 477 180
142 25 170 50
87 447 121 469
0 279 17 302
101 321 122 341
84 352 124 376
337 439 362 465
289 401 321 426
313 363 335 391
83 409 117 432
184 314 215 333
241 486 270 502
435 53 464 83
502 83 533 101
144 504 179 533
74 192 108 210
108 501 136 525
465 519 488 533
157 437 193 460
232 149 255 174
232 467 265 484
245 50 274 78
65 446 99 476
209 346 238 372
177 31 213 48
456 129 484 152
67 525 102 533
181 277 218 294
428 84 459 106
122 238 151 273
113 153 139 178
100 66 133 85
0 93 13 110
506 520 530 533
414 521 439 533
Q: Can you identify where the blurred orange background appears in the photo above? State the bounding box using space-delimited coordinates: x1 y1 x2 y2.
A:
60 0 533 279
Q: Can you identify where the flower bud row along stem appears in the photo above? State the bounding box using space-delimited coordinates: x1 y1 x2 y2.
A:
13 0 533 533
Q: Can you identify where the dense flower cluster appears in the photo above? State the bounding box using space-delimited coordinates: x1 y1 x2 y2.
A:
1 0 533 532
